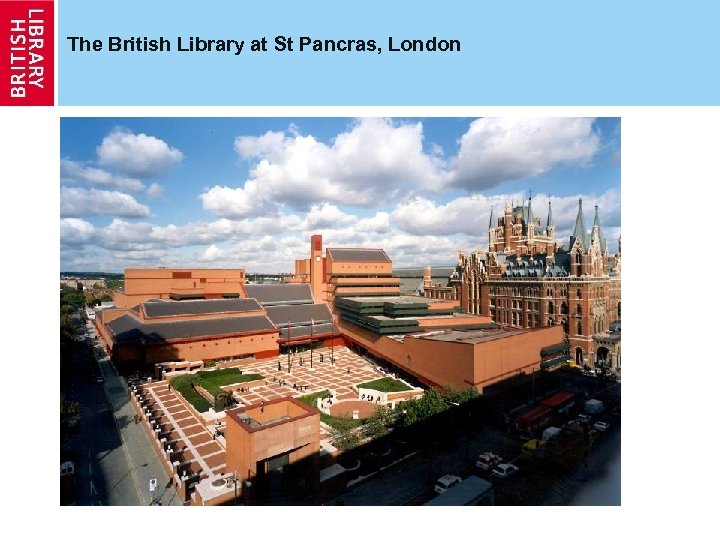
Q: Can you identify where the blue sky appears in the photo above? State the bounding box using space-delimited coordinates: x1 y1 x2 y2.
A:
60 117 620 273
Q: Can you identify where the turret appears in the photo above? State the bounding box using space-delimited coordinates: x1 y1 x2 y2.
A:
503 203 512 251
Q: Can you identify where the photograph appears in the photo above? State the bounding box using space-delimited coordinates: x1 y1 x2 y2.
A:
59 116 621 506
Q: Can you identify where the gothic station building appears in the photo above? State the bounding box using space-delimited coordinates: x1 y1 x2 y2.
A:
425 198 621 372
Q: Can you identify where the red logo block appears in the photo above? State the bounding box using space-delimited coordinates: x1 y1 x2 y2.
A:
0 0 53 106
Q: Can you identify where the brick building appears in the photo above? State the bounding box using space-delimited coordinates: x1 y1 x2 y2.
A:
425 198 621 372
287 234 401 305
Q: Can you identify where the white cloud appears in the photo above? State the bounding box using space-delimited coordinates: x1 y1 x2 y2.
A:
199 184 274 220
60 218 96 245
146 182 164 198
302 203 356 229
60 187 151 218
199 244 223 261
391 194 507 236
234 130 286 160
201 118 443 218
447 118 600 190
97 129 182 178
60 159 145 192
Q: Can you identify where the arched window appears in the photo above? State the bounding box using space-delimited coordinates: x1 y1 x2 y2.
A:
576 305 582 316
561 302 569 315
548 301 554 314
577 322 582 335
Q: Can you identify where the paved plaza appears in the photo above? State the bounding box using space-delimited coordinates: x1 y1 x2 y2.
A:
231 346 390 405
133 346 406 498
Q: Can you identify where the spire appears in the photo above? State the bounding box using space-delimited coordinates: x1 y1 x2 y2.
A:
593 205 607 253
527 197 533 224
570 198 589 249
546 200 553 228
488 206 495 229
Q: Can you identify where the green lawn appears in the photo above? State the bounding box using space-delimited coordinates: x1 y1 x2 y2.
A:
296 389 332 408
357 377 412 393
169 368 262 413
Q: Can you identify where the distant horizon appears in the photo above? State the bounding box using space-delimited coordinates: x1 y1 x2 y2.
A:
60 264 460 276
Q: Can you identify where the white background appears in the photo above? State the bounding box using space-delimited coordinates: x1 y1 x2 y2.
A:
1 105 717 537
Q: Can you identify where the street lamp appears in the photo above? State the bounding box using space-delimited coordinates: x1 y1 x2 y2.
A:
331 317 335 362
233 472 238 505
310 318 314 368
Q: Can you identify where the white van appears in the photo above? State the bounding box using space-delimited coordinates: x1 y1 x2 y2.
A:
434 474 462 494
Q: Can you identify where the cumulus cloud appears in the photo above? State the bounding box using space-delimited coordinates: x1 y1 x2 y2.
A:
61 187 151 218
302 203 356 229
201 118 443 218
392 194 505 236
60 159 145 192
146 182 164 198
199 244 223 261
447 118 600 190
97 129 182 178
60 218 96 245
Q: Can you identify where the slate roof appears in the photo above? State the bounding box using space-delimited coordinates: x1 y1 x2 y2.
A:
107 314 276 343
244 283 314 306
327 248 390 262
142 298 261 318
279 323 338 340
501 251 571 278
265 304 333 327
571 199 590 249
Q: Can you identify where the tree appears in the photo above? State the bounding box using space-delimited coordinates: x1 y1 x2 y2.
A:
364 405 395 440
440 386 479 405
60 399 80 434
400 388 448 427
331 415 362 452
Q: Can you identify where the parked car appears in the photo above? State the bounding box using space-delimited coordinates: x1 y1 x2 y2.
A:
96 376 104 384
593 420 609 431
491 463 519 479
577 414 592 424
434 474 462 494
475 452 502 471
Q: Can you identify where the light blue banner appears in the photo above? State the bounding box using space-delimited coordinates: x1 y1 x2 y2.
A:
59 0 720 105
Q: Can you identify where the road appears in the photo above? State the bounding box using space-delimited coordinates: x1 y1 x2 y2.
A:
61 316 179 506
327 379 621 506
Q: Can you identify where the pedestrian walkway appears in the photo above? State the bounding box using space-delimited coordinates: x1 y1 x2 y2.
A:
98 357 181 506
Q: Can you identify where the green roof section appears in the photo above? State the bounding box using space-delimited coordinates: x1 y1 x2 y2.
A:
540 342 570 357
541 355 571 369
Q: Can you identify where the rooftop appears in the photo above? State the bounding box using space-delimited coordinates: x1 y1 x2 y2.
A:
265 303 333 327
142 298 261 318
327 248 390 262
411 327 526 344
107 313 276 343
226 397 318 433
244 283 314 306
